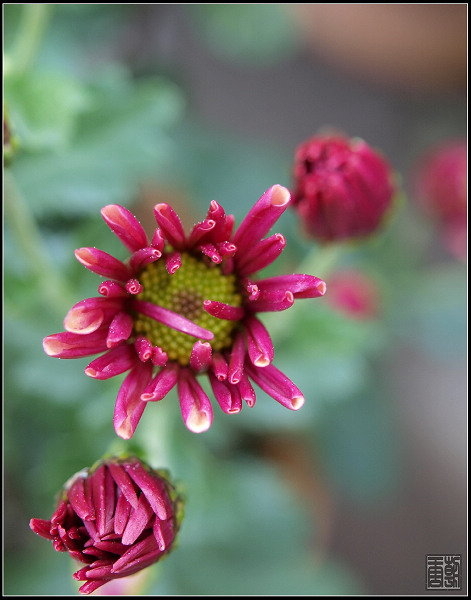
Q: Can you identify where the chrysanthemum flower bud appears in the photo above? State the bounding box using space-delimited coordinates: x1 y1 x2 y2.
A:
290 134 396 243
412 139 467 261
30 457 184 595
325 269 381 320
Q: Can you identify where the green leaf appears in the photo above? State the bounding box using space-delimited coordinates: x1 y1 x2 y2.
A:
9 73 185 217
4 71 90 151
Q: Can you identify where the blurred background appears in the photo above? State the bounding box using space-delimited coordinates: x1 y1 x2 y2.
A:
4 4 467 595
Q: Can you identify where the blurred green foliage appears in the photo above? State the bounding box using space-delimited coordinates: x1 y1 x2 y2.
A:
4 4 466 596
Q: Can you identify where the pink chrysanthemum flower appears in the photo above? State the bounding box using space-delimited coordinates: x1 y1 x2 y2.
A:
29 457 183 595
290 134 396 242
43 185 326 437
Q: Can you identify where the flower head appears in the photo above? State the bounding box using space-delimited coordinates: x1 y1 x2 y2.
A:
290 134 396 243
413 139 467 261
43 185 326 438
29 457 183 595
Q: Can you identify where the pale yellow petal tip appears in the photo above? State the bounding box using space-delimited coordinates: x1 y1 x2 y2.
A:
64 308 103 335
254 356 270 368
318 281 327 296
84 367 98 379
43 337 62 357
291 395 305 410
187 407 212 433
271 185 291 207
116 424 132 440
154 203 168 214
100 204 116 217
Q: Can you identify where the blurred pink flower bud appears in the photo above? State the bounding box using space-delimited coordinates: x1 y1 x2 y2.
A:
325 269 381 320
290 134 396 243
413 140 467 261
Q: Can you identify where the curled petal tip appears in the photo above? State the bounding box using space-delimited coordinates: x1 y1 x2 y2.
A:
43 336 60 357
271 185 291 207
291 395 305 410
318 281 327 296
254 356 270 367
186 407 212 433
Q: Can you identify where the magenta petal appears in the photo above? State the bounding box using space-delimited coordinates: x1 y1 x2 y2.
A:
125 278 143 295
77 579 108 595
237 372 256 407
141 363 179 402
211 352 228 381
113 362 153 440
134 337 153 362
165 251 182 274
101 205 149 253
50 499 67 527
111 533 157 574
233 185 290 253
132 300 214 341
244 316 274 367
177 369 213 433
209 374 242 414
106 311 134 348
91 465 107 537
43 329 109 359
129 247 162 272
227 331 246 385
189 341 212 372
248 290 294 312
64 297 124 335
108 463 139 510
153 203 186 250
67 476 95 521
198 242 221 263
113 493 133 536
121 494 153 546
216 241 237 258
242 279 260 300
153 519 167 552
204 200 232 243
151 346 168 366
245 362 305 410
123 460 168 520
256 273 327 299
151 228 165 252
85 345 138 380
30 518 54 540
75 248 131 282
203 300 245 321
98 280 128 298
188 218 216 246
235 233 286 277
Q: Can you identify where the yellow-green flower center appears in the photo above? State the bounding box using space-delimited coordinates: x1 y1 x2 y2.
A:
134 253 242 365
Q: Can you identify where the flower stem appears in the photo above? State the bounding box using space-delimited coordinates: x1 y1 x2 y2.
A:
9 4 52 77
4 169 75 313
297 243 343 279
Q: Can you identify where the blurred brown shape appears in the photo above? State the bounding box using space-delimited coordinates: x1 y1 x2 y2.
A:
288 4 467 92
